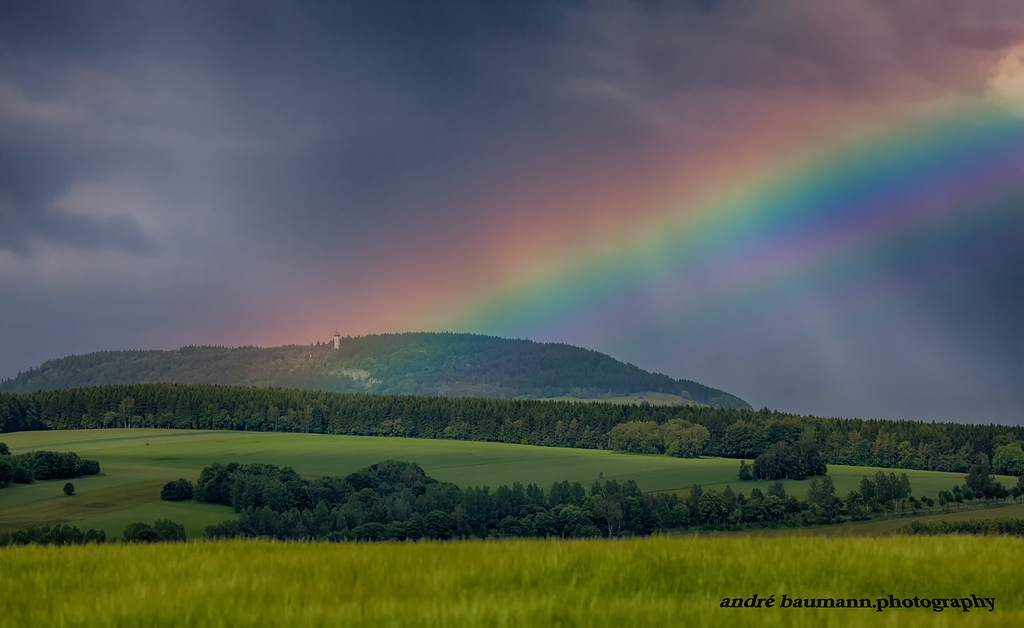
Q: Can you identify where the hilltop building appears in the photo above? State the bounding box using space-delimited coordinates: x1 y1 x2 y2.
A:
333 332 341 350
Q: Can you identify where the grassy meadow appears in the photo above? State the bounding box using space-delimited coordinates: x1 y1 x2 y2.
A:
0 429 1016 539
1 536 1022 627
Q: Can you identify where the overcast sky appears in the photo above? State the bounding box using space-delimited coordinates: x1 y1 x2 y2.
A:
1 1 1021 423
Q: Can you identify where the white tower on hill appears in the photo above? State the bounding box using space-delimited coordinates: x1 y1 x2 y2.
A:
333 332 341 350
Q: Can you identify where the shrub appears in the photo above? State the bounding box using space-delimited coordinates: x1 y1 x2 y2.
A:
160 479 195 501
124 520 187 543
123 522 161 543
63 482 75 495
9 451 100 481
153 519 187 542
12 465 34 484
79 459 101 476
737 460 753 481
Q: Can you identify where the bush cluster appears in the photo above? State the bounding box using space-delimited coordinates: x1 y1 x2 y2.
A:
607 420 710 457
123 520 187 543
0 446 101 489
160 478 195 501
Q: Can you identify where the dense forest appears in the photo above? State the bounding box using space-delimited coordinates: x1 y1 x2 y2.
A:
0 333 749 408
2 383 1023 475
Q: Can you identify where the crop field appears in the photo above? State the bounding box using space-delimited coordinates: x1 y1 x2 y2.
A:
1 535 1021 627
0 429 1015 539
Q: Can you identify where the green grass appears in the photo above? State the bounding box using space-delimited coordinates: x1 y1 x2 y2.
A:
1 536 1022 627
0 429 1016 539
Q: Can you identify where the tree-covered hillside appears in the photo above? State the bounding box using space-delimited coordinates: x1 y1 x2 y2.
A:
0 333 749 409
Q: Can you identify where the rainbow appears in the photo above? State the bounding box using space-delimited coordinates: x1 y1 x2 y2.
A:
445 104 1024 348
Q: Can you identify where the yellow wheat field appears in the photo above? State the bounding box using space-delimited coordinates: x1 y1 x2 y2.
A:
2 535 1022 627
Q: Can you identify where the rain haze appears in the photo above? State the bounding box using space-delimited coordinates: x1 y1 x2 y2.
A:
1 1 1022 423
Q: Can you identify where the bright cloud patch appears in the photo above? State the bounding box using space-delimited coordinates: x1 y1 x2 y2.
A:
989 44 1024 112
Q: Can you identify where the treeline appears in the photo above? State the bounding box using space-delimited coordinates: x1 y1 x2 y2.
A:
0 444 100 488
937 466 1022 507
0 520 185 547
186 460 685 541
0 525 107 547
720 471 930 528
2 384 1024 475
180 460 994 540
899 518 1024 537
897 516 1024 536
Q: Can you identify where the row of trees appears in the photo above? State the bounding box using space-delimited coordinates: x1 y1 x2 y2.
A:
900 518 1024 536
937 465 1023 508
694 472 920 529
0 525 106 546
3 384 1023 475
0 520 186 546
179 459 1007 541
195 460 688 541
0 444 100 489
742 459 1024 516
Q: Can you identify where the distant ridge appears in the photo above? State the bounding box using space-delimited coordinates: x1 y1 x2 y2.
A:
0 332 751 409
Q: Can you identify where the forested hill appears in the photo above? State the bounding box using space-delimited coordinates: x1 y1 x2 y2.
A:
0 333 750 409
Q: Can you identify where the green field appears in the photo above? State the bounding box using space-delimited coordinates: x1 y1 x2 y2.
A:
1 536 1021 627
0 429 1016 539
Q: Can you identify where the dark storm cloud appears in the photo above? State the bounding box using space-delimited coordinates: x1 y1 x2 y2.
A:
0 2 573 252
0 1 1021 423
2 0 1000 254
0 203 155 256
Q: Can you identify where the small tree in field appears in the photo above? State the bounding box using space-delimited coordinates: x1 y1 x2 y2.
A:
63 482 75 495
